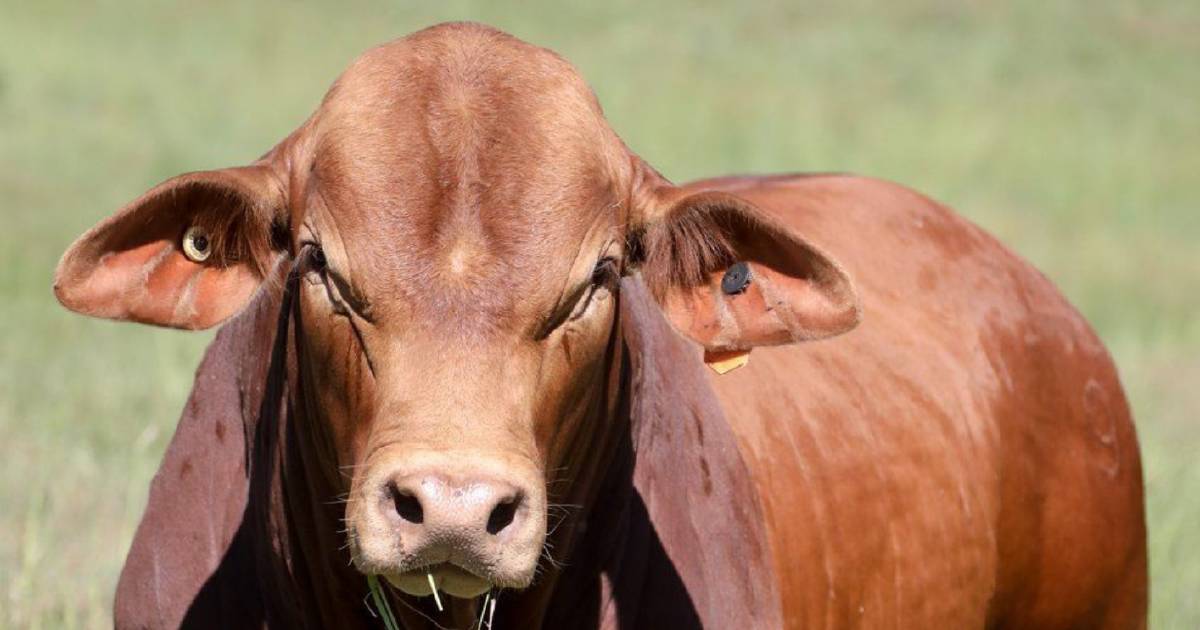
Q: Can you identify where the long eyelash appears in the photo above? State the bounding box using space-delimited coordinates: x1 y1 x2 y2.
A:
299 242 377 373
300 241 375 323
591 256 619 288
300 241 326 272
567 257 619 323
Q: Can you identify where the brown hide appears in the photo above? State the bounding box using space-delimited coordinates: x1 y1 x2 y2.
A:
615 277 781 628
537 278 780 629
689 174 1147 629
113 176 1146 630
58 24 1143 630
114 269 779 629
112 287 271 628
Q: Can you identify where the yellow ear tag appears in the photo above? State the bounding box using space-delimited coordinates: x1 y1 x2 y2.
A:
704 350 751 375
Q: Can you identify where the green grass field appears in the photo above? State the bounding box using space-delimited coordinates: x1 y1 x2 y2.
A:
1 1 1196 627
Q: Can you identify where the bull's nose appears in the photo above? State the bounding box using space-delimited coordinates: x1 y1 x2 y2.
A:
383 472 527 546
352 458 545 595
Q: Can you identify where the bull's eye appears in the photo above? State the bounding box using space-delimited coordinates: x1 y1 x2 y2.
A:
301 241 374 321
309 244 327 272
591 256 618 288
181 226 212 262
568 256 619 321
538 255 620 338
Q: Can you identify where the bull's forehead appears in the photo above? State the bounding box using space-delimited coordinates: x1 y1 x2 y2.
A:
301 23 629 335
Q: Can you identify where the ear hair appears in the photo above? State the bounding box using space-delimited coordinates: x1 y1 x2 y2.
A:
163 180 285 278
54 165 291 329
632 192 764 301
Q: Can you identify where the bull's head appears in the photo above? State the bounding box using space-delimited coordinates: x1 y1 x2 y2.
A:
54 23 858 601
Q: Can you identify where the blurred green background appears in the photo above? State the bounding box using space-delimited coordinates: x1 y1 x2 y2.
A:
1 0 1196 627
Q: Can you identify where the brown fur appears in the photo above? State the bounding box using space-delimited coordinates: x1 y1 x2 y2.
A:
636 200 739 299
53 22 1145 630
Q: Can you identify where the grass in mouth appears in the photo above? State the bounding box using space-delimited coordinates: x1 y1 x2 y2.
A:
367 574 401 630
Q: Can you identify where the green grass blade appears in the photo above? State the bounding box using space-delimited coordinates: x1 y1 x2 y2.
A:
367 574 401 630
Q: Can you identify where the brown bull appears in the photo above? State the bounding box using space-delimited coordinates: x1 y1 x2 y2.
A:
53 22 1146 629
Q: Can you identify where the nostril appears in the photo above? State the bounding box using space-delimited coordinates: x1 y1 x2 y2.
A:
388 481 423 524
486 494 521 535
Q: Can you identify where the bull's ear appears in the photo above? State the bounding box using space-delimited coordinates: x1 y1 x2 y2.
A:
634 189 860 354
54 165 288 330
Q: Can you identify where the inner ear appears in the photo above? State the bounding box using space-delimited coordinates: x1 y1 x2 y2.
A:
94 184 275 275
54 167 286 330
636 190 860 352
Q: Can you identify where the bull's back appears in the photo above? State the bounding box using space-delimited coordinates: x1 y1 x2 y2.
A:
691 175 1146 629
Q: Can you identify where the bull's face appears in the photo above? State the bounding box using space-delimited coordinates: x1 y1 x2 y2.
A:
293 51 628 593
54 24 859 601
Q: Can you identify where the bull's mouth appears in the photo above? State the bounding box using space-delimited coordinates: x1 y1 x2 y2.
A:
385 563 493 599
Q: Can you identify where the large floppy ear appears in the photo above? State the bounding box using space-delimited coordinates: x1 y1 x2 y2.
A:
634 188 860 355
54 165 288 330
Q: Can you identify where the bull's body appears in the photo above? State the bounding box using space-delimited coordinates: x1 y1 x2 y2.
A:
699 175 1145 628
113 174 1145 628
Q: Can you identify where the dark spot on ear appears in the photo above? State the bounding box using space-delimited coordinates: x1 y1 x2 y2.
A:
180 459 193 479
214 420 226 443
721 261 752 295
309 245 326 270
